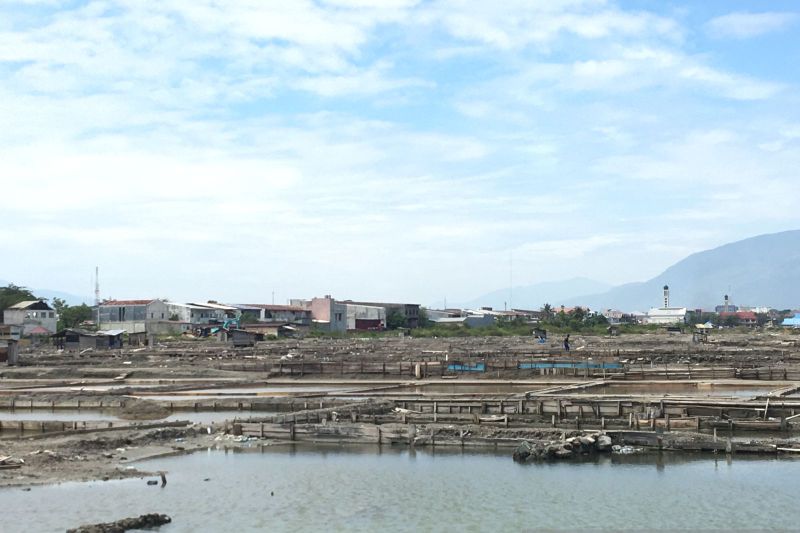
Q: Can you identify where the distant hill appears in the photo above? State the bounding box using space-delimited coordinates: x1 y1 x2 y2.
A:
457 277 612 311
0 279 90 306
566 230 800 311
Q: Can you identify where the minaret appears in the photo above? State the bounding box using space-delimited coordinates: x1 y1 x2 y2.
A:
724 294 729 313
663 285 670 309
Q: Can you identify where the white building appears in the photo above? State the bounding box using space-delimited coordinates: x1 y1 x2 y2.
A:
3 300 58 334
645 307 687 325
645 285 687 325
645 285 686 326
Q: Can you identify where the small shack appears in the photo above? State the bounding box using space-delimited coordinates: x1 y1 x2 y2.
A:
0 325 21 365
242 323 298 339
693 322 713 343
84 330 125 350
230 329 264 348
52 329 125 351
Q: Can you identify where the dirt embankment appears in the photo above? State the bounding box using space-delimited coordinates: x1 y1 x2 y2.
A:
0 426 214 488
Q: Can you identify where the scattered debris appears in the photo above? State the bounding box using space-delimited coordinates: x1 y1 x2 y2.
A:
66 513 172 533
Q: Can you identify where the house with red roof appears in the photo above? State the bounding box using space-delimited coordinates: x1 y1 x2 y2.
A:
719 311 758 327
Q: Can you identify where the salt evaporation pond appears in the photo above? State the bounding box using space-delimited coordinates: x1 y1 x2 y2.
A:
0 410 275 425
3 446 800 532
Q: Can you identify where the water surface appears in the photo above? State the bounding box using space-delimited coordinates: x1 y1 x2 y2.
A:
3 446 799 532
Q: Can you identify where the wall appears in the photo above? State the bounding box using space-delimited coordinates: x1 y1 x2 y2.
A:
345 304 386 330
3 308 58 334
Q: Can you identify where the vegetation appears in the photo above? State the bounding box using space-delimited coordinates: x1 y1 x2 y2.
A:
0 284 39 315
417 307 431 328
386 310 407 330
52 297 94 331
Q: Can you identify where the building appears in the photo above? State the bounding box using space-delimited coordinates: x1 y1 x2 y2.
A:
425 309 465 321
97 299 191 335
645 285 687 325
783 313 800 328
232 304 312 325
165 303 227 325
345 303 386 331
0 325 21 365
602 309 625 325
53 329 125 351
189 302 240 320
230 329 264 347
3 300 58 335
434 314 496 328
340 300 421 328
719 311 757 327
242 322 298 338
290 296 348 333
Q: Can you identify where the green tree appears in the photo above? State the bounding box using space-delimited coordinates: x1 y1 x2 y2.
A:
0 284 40 317
386 310 407 329
58 304 94 330
418 308 431 328
540 303 554 320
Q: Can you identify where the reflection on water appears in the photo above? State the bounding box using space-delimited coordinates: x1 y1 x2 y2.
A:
2 446 800 532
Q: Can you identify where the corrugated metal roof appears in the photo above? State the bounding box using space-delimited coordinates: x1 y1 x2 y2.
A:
190 302 238 311
98 329 126 336
100 299 156 306
239 304 309 312
8 300 44 309
647 307 687 316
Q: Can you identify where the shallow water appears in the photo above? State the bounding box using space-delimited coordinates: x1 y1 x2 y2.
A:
3 446 800 532
586 383 778 398
0 409 273 425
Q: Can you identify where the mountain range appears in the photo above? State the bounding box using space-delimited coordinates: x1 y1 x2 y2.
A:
465 230 800 312
0 279 90 306
457 277 612 311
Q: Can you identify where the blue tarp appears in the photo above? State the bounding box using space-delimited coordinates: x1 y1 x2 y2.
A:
447 363 486 372
783 313 800 327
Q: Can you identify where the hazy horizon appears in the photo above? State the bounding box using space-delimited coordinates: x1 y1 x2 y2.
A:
3 2 799 305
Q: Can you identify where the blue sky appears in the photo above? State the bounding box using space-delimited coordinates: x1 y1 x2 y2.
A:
1 0 799 306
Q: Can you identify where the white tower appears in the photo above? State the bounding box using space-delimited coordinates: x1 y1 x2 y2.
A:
663 285 670 309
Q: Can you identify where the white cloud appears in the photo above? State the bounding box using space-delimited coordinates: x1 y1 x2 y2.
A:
1 0 798 303
419 0 681 50
707 11 798 39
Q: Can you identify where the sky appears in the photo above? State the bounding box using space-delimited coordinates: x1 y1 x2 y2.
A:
1 0 799 306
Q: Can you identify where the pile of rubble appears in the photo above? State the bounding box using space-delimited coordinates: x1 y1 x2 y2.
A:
512 432 613 462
